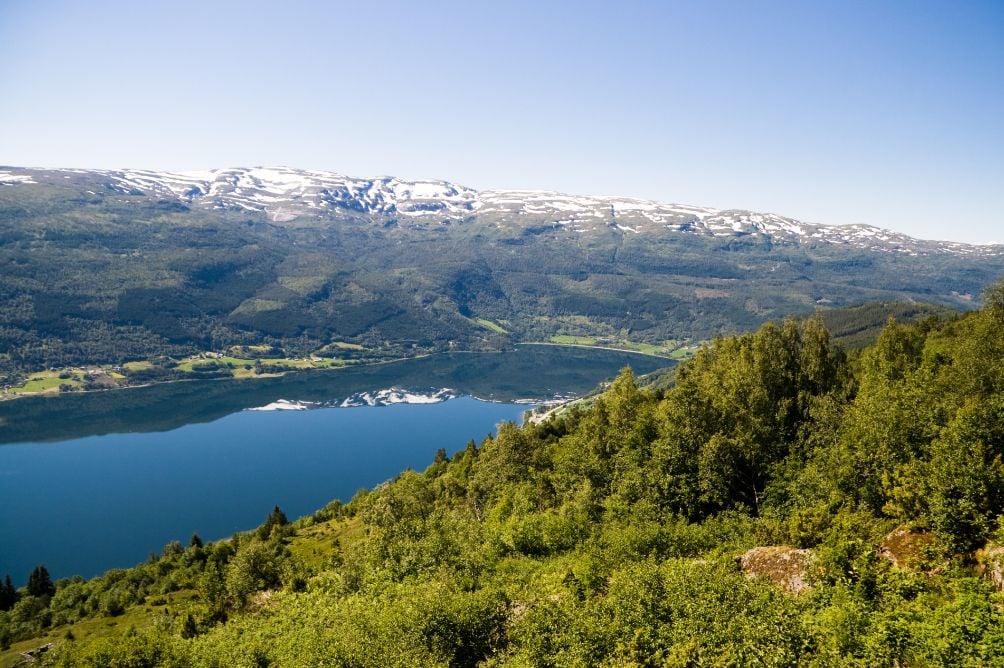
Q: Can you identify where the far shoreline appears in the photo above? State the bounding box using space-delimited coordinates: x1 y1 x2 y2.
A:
1 343 677 404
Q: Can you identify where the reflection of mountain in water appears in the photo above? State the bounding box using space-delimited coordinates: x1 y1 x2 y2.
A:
0 347 670 445
247 388 458 411
339 387 457 407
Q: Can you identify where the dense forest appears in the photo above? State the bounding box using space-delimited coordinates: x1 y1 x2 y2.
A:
3 283 1004 666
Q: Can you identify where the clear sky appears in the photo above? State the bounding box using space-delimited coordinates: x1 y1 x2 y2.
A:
1 0 1001 244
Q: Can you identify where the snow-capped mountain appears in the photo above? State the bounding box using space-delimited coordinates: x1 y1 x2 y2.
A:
0 166 999 256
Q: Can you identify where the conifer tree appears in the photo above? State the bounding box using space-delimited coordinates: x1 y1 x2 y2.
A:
0 574 18 611
26 565 54 598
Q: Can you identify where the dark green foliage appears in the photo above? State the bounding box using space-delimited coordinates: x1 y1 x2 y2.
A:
267 505 288 527
814 300 958 350
180 614 198 639
0 575 17 611
255 505 290 540
26 566 55 599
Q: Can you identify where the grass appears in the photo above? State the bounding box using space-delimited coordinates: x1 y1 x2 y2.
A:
0 589 200 668
550 335 598 346
174 356 255 372
287 517 365 570
0 517 367 667
613 341 666 355
475 318 508 334
259 358 349 370
226 344 275 355
277 275 329 295
175 355 352 378
669 346 699 360
327 341 366 351
6 371 84 394
231 298 285 315
231 366 262 379
543 336 704 360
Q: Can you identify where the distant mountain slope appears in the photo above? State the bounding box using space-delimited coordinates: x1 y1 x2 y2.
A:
0 165 1001 378
640 300 960 392
4 166 998 256
815 300 960 349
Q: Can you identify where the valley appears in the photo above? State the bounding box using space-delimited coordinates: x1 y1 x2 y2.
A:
4 4 1001 664
1 170 999 664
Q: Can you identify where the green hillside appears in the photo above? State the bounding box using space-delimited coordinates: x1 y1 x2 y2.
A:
5 282 1004 666
1 172 1000 390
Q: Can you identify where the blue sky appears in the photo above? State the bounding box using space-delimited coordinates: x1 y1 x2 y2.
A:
1 0 1001 243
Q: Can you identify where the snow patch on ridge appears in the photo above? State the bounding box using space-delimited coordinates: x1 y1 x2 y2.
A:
0 171 36 185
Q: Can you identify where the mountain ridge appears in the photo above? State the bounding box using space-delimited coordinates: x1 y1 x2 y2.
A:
2 165 998 256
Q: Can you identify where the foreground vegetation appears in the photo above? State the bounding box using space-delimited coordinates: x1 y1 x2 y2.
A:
4 284 1004 666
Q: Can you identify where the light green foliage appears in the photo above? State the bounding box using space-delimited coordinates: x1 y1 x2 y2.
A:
505 559 807 667
651 317 848 518
927 397 1004 552
224 540 287 609
45 627 191 668
475 318 508 334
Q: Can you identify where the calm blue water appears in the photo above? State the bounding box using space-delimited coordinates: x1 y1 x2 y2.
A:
0 398 527 583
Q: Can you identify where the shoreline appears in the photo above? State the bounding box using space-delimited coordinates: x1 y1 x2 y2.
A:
517 341 675 359
0 353 433 403
0 343 673 403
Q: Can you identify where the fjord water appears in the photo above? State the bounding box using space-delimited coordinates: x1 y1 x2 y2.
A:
0 399 526 585
0 347 667 583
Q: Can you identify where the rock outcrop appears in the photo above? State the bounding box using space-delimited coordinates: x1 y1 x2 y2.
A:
739 546 816 594
878 526 936 570
977 543 1004 592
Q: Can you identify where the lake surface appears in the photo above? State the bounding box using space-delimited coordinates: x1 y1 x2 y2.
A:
0 346 669 583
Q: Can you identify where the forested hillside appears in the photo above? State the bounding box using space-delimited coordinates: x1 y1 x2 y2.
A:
2 168 1001 386
4 283 1004 666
